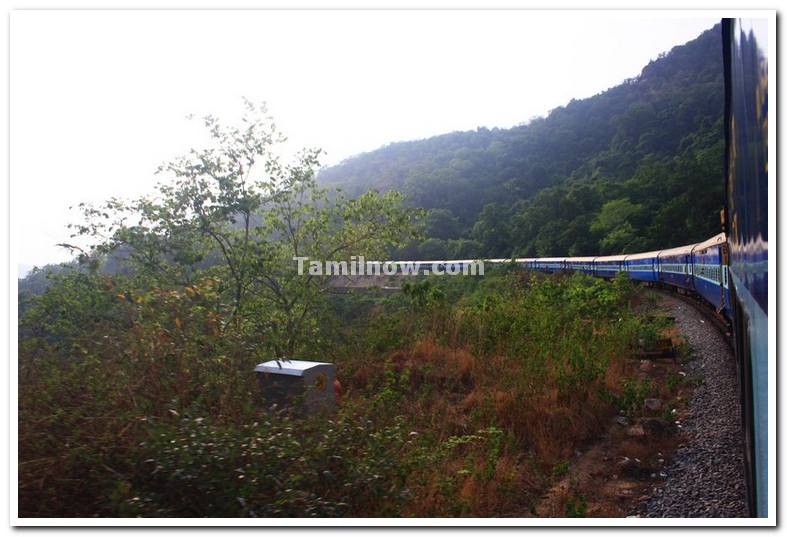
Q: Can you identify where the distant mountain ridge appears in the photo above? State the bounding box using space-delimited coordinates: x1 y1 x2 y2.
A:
318 24 725 259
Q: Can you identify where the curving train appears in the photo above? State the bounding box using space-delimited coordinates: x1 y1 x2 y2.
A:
517 233 733 314
389 234 732 321
390 232 732 320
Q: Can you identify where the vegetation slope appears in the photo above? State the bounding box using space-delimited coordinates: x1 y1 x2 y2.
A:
318 24 725 259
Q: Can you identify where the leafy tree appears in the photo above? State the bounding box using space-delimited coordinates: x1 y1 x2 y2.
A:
425 208 461 240
590 199 645 253
417 238 449 260
472 203 513 257
447 238 483 259
70 101 423 357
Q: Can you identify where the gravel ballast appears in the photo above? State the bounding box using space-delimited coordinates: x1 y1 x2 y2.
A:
637 294 748 518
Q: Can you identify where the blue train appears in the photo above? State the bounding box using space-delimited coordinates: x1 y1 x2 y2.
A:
515 233 731 315
723 17 769 519
394 17 769 517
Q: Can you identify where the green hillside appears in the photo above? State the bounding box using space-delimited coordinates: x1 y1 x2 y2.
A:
318 24 725 259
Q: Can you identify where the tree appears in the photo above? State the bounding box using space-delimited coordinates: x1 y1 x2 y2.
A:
590 198 644 253
447 238 483 259
424 208 461 240
72 101 423 357
471 203 512 257
417 238 449 260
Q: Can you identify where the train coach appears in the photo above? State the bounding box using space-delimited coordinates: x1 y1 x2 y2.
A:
564 256 596 275
723 17 769 518
533 257 565 272
691 233 731 317
657 243 695 290
624 250 660 282
593 254 625 278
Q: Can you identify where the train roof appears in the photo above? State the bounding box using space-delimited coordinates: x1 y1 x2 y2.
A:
536 257 565 262
658 243 697 257
625 250 662 261
564 256 596 262
594 254 626 262
692 232 727 252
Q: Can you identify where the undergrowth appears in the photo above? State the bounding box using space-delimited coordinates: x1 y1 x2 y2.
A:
19 270 661 517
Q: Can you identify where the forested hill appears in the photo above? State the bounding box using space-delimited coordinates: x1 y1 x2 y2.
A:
318 24 725 259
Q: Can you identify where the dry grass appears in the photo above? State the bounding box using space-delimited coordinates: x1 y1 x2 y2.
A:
342 330 630 515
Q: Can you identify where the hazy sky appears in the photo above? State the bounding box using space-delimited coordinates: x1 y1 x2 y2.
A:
11 10 719 271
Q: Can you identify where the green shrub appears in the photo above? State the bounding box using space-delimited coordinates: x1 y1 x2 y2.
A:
565 494 588 517
615 378 656 416
127 412 420 517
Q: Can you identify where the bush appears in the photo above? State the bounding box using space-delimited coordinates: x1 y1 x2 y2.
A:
125 412 419 517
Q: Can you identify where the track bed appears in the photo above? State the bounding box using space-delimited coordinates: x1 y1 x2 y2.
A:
635 293 747 517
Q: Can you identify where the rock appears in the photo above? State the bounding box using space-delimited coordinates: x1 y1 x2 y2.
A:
640 417 673 436
620 458 653 479
643 398 663 413
615 416 630 427
626 424 645 437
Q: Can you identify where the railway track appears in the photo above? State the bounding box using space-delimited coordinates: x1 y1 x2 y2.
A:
634 289 747 517
645 283 733 348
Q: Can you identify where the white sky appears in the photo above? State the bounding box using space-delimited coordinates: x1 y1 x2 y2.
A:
11 10 719 271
